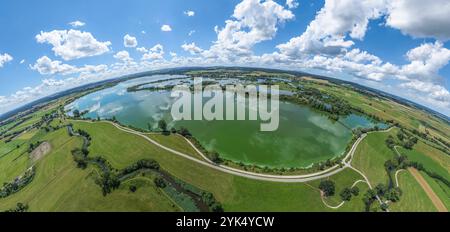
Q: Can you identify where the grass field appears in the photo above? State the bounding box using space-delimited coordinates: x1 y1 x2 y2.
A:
0 128 84 210
390 171 437 212
397 147 449 180
414 140 450 173
0 127 50 184
54 173 180 212
420 171 450 211
0 127 181 212
0 140 29 184
146 133 204 161
70 120 369 212
311 168 368 212
352 128 398 186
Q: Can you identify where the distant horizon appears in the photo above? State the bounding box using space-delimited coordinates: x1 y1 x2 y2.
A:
1 66 449 121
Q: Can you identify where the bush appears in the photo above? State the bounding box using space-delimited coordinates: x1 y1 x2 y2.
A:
71 148 88 169
4 203 29 212
340 187 352 201
375 184 387 197
385 188 402 202
158 119 167 132
154 177 166 188
380 203 389 211
120 159 160 176
363 189 377 211
319 180 335 197
202 192 223 212
351 186 359 196
178 127 191 137
208 151 223 164
96 171 120 196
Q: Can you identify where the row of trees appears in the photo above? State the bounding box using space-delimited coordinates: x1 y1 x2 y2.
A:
119 159 160 177
72 109 89 118
340 186 360 201
174 126 223 164
0 168 35 198
27 141 43 153
319 180 360 202
397 130 418 149
3 203 29 212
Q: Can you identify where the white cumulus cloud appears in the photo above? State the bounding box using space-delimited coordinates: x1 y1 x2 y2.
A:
399 41 450 81
184 10 195 17
30 56 76 75
141 44 165 60
277 0 387 57
286 0 299 9
69 20 86 28
113 50 133 62
182 43 203 55
36 29 111 60
123 34 138 48
161 25 172 32
203 0 294 61
0 53 13 68
30 56 108 75
386 0 450 40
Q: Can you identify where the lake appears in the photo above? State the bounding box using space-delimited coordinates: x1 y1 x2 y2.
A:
66 75 382 168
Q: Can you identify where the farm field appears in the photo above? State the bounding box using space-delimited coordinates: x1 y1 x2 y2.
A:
390 171 437 212
351 128 398 186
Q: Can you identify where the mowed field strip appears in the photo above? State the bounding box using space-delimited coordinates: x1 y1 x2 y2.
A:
408 168 447 212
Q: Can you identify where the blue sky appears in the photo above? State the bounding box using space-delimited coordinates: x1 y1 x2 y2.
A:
0 0 449 116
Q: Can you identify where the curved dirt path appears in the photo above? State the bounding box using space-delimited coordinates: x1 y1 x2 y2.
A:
394 169 405 187
321 179 367 209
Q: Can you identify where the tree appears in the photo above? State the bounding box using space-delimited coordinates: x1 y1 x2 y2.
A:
4 203 29 212
154 177 166 188
209 151 223 164
201 192 223 212
403 140 415 149
397 131 405 141
384 160 397 173
73 109 80 118
158 119 167 132
340 187 352 201
319 180 335 197
97 171 120 196
178 127 191 137
71 148 88 169
363 189 377 211
210 202 224 212
202 192 215 206
385 188 402 202
351 186 360 196
380 203 389 211
385 135 395 149
375 183 387 197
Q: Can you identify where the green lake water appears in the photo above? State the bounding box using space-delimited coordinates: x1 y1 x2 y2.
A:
66 75 382 168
